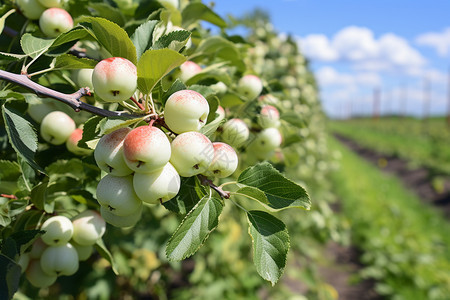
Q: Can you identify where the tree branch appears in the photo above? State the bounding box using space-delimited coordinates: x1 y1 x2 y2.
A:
0 69 137 118
197 174 231 199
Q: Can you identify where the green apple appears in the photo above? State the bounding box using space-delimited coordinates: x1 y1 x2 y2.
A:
39 8 73 38
26 259 57 288
221 118 249 148
16 0 46 20
73 68 94 91
40 243 79 276
71 210 106 246
215 106 225 121
257 105 280 128
133 162 180 204
96 174 142 216
71 241 93 261
237 74 263 100
66 128 93 156
29 238 47 259
123 126 172 173
203 142 238 178
251 127 282 153
100 205 142 228
179 61 202 82
18 253 30 273
94 127 133 176
170 132 214 177
40 215 74 246
37 0 64 8
164 90 210 134
92 57 137 102
40 111 76 145
158 0 178 10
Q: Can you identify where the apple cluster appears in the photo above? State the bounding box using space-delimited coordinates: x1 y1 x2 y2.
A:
21 211 106 288
94 89 239 227
16 0 73 38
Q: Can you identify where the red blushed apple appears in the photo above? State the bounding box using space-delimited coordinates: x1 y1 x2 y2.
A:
92 57 137 102
179 61 202 82
39 8 73 38
203 142 238 178
258 105 280 128
66 128 93 156
237 74 263 100
123 126 171 173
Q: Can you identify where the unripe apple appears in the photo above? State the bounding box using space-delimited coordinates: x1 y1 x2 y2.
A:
237 75 263 100
221 118 249 147
100 205 142 228
71 210 106 246
37 0 64 8
16 0 46 20
170 132 214 177
164 90 210 134
94 127 133 176
92 57 137 102
18 253 30 273
258 105 280 128
39 8 73 38
158 0 179 10
29 238 47 259
216 106 225 121
251 127 282 153
123 126 171 173
40 243 79 276
179 61 202 82
96 174 142 216
203 142 238 178
26 260 57 288
41 215 74 246
210 81 227 95
71 241 93 261
40 111 76 145
27 98 55 123
73 68 94 91
133 162 181 204
66 128 93 156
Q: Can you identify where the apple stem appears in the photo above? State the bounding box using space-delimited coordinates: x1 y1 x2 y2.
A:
148 118 156 127
197 174 231 199
154 117 178 136
130 96 145 111
1 194 18 200
0 69 137 118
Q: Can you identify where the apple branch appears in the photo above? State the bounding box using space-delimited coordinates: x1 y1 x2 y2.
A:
0 69 136 118
198 174 231 199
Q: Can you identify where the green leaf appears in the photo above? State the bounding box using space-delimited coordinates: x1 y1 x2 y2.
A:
0 160 21 181
46 159 87 182
185 67 232 86
130 20 158 61
2 103 44 174
247 210 289 285
238 162 310 210
163 176 204 214
166 194 223 261
7 230 42 256
281 112 307 128
0 52 27 61
182 3 227 28
20 34 54 59
219 92 244 108
30 179 48 211
196 36 240 61
95 239 119 275
234 186 269 205
0 9 15 35
79 17 137 64
200 117 225 139
152 30 191 52
0 254 21 300
137 48 186 94
48 27 90 55
89 3 126 27
78 115 103 149
98 116 144 135
53 54 97 70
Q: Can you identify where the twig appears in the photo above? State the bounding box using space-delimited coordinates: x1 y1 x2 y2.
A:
130 96 145 111
197 174 231 199
1 194 18 200
0 69 137 118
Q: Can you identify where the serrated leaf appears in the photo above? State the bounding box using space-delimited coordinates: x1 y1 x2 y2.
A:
247 210 289 285
20 34 54 59
89 3 126 27
53 54 97 70
48 27 90 55
163 176 205 214
166 194 223 261
2 103 44 174
95 239 119 275
46 159 87 182
79 17 137 64
0 52 27 60
0 160 21 181
131 20 158 61
78 115 104 149
152 30 191 52
0 254 21 300
30 179 48 211
238 162 310 210
182 3 226 28
0 9 15 35
137 48 186 94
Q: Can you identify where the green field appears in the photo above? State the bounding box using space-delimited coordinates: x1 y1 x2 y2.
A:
329 117 450 175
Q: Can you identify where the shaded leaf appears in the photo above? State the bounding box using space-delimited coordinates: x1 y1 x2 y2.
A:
53 54 97 70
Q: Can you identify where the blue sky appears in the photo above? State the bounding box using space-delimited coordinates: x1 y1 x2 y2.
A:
213 0 450 118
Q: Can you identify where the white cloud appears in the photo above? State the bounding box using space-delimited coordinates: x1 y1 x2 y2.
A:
316 66 381 87
298 34 338 61
299 26 426 72
416 28 450 57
